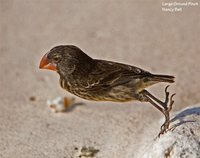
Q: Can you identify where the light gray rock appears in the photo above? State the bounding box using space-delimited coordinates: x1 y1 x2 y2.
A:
141 105 200 158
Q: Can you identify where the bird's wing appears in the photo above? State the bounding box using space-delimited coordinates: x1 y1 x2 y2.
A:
84 59 151 91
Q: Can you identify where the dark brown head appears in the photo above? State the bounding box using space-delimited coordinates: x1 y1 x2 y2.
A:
39 45 94 77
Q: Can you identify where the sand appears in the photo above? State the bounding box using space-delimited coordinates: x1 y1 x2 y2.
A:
0 0 200 157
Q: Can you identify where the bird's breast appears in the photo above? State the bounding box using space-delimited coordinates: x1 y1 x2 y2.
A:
59 77 97 100
59 77 75 92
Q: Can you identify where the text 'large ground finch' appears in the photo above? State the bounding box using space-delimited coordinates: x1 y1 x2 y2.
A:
39 45 175 136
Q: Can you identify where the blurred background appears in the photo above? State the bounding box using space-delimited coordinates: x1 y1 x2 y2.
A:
0 0 200 157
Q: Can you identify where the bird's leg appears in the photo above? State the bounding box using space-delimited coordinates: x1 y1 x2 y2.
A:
143 86 171 110
141 86 175 136
159 93 175 136
143 95 170 136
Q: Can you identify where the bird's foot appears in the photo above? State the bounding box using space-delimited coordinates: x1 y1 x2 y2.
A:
141 86 176 137
158 91 176 137
159 85 174 110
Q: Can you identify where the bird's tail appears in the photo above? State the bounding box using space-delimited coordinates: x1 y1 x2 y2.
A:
151 74 175 83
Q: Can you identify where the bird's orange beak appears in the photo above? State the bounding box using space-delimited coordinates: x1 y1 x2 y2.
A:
39 53 57 71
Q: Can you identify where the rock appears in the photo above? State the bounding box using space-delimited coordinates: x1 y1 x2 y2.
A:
141 106 200 158
47 96 75 113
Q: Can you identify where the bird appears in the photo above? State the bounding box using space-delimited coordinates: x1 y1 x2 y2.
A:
39 45 175 136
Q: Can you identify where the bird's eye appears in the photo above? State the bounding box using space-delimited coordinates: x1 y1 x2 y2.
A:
53 56 61 63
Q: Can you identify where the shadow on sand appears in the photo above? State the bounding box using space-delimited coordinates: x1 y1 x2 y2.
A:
64 102 85 113
170 106 200 129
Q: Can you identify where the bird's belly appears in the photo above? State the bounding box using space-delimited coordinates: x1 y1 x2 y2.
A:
60 78 136 102
74 90 135 102
78 86 135 102
106 86 136 102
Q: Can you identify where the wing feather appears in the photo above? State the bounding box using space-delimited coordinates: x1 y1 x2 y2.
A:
84 59 151 91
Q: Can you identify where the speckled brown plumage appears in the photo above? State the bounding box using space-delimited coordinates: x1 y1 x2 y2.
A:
39 45 175 136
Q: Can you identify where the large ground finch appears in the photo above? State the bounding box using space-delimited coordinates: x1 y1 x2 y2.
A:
39 45 175 136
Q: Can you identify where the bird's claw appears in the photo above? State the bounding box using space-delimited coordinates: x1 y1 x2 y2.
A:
163 85 170 109
158 86 176 137
168 93 175 112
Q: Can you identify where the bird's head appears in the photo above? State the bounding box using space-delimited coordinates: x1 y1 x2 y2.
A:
39 45 94 77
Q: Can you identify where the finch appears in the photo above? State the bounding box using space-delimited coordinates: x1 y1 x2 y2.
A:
39 45 175 136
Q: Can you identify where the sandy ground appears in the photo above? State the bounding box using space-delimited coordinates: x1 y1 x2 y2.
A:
0 0 200 157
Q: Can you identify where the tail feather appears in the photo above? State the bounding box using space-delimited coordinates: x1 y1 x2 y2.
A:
151 74 175 83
